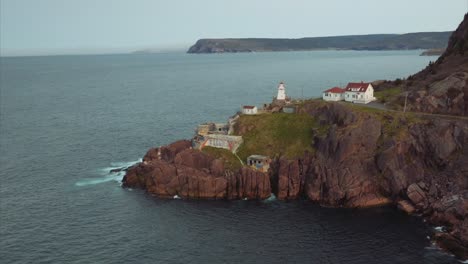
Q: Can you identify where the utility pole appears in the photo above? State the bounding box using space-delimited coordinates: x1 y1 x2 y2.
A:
403 91 408 113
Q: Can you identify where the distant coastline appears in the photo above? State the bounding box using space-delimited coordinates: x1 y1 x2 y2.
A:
420 48 445 56
187 32 451 54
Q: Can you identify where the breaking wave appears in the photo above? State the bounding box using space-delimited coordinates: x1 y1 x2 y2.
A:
75 159 141 187
263 193 277 202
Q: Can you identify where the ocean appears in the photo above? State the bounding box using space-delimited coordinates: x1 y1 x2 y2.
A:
0 50 460 263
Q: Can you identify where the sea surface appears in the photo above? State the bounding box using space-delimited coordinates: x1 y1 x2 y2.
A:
0 51 461 263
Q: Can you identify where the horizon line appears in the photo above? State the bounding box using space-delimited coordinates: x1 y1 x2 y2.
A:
0 30 454 58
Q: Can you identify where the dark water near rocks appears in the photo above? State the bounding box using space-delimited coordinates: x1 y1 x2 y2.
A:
0 51 461 263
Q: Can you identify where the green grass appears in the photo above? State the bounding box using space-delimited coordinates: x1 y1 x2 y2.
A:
357 108 422 139
202 146 242 171
346 103 386 114
233 113 318 161
343 102 424 141
374 87 402 103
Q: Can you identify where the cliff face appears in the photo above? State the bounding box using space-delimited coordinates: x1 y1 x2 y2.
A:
122 102 468 259
382 14 468 116
124 140 271 200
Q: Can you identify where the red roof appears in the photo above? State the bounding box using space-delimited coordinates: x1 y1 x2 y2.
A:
243 105 256 109
345 82 371 92
324 87 345 93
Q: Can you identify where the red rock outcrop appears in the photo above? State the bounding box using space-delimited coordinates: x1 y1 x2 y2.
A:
122 102 468 259
123 141 271 200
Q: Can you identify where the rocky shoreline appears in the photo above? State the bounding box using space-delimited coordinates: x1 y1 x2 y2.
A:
122 102 467 260
122 14 468 260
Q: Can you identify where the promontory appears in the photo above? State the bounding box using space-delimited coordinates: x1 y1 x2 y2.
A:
123 15 468 260
187 32 451 53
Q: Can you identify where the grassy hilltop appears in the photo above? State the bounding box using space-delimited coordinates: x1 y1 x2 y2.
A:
233 113 319 161
202 100 427 169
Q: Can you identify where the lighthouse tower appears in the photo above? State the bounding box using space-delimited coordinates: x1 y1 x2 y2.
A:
277 82 286 100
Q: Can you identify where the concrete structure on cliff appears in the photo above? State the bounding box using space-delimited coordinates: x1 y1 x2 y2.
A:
193 134 243 153
196 123 229 136
247 155 271 172
192 115 243 153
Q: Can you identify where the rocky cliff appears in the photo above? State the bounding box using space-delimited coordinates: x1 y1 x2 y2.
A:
122 102 468 259
124 140 271 200
378 14 468 116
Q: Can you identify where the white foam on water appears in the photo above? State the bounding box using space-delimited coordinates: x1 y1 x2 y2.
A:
110 159 142 168
75 159 141 187
263 193 277 202
75 173 123 187
425 240 464 261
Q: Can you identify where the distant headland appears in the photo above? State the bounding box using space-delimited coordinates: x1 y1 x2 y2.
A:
187 32 451 53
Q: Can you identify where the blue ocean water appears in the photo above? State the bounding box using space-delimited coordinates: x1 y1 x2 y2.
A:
0 51 460 263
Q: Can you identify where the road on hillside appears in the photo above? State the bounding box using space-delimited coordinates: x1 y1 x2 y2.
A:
344 101 468 121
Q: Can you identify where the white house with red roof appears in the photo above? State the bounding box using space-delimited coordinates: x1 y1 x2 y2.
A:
344 82 376 104
241 105 258 115
323 87 346 101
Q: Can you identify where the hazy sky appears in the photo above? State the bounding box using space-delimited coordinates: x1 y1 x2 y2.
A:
1 0 466 56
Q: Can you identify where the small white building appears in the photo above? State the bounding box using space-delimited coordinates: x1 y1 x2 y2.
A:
241 105 258 115
323 87 345 101
247 155 271 173
344 82 376 104
277 82 287 100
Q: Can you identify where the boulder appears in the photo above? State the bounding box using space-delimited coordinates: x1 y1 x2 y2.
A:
143 140 192 163
407 183 428 208
398 200 416 214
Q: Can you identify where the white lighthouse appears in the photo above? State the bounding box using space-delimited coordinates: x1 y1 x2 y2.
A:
277 82 286 101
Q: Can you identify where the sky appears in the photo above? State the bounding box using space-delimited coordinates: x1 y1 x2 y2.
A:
1 0 467 56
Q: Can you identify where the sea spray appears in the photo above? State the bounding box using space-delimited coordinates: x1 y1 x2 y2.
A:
263 193 277 203
75 159 141 187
